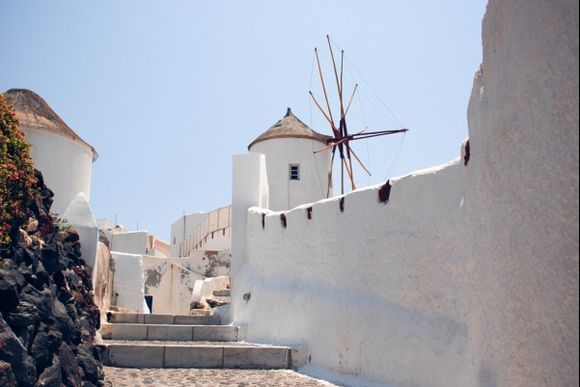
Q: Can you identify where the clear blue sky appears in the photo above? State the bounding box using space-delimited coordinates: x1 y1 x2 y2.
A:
1 1 486 241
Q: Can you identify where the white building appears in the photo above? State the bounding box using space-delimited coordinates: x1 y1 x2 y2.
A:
171 108 330 257
3 89 98 214
97 219 170 258
171 207 232 257
170 212 209 256
248 108 331 210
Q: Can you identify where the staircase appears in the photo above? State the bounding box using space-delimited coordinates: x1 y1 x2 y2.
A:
99 312 293 369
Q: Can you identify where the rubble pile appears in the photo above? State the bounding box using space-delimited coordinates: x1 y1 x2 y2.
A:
0 172 104 387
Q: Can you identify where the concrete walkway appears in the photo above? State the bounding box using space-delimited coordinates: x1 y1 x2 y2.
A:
103 366 338 386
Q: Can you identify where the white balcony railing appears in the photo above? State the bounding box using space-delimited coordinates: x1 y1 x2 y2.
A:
179 206 231 257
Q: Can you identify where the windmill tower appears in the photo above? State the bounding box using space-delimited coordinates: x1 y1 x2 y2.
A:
248 108 332 211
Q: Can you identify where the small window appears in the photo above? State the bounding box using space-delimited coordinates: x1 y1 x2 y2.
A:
289 164 300 180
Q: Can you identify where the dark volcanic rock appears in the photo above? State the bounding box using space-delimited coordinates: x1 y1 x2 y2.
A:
30 329 52 373
0 360 17 387
20 285 53 321
58 343 83 387
30 323 62 373
35 355 62 387
11 246 37 267
0 171 104 386
63 230 80 244
9 324 34 352
34 270 51 291
77 343 103 384
0 315 37 386
4 275 51 328
0 264 26 314
29 169 54 239
50 298 77 343
5 300 41 328
40 244 60 274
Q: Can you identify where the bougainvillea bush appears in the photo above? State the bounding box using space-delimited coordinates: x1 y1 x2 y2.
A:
0 94 38 246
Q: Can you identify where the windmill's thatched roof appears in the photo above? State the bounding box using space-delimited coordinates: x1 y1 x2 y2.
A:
2 89 98 161
248 108 331 150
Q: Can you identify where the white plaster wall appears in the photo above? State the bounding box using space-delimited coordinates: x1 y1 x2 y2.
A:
22 129 93 214
462 0 579 385
231 153 269 321
191 230 230 252
170 213 207 256
109 230 148 255
180 207 232 255
233 1 579 385
142 256 206 315
239 162 474 386
148 237 170 258
180 250 231 278
191 276 230 305
63 193 98 270
111 252 150 313
250 138 330 211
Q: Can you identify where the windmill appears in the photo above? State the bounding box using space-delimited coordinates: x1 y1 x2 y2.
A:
309 36 408 196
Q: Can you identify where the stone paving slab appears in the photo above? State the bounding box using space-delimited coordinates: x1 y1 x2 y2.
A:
108 323 239 341
103 340 285 347
101 341 292 369
213 289 231 297
109 313 220 325
103 367 338 386
223 346 289 369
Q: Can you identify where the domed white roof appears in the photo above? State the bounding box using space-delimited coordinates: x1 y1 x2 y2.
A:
3 89 98 161
248 108 331 150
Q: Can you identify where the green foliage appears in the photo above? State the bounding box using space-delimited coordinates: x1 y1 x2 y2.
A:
0 94 39 246
54 216 72 231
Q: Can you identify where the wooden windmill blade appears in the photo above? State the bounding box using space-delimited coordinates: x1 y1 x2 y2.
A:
325 35 356 193
311 36 409 197
313 46 345 194
332 38 357 191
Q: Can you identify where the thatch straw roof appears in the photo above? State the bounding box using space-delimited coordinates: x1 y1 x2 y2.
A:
2 89 98 161
248 108 330 150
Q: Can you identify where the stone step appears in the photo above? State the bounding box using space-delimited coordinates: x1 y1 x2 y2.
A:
213 289 231 297
105 323 239 342
108 313 221 325
100 340 292 369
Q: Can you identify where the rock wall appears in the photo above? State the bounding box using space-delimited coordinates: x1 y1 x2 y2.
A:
0 176 104 386
232 0 579 385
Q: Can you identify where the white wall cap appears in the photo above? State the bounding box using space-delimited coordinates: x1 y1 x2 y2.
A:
63 192 97 227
